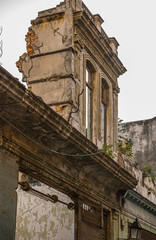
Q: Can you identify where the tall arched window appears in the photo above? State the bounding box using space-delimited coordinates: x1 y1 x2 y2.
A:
101 79 109 144
85 61 94 140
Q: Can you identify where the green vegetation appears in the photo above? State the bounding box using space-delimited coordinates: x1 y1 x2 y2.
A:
102 144 114 159
142 165 155 181
102 119 133 160
118 140 133 160
118 118 133 160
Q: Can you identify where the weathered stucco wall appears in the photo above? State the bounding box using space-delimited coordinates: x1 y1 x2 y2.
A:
123 117 156 174
124 199 156 234
16 177 74 240
134 169 156 204
16 0 126 151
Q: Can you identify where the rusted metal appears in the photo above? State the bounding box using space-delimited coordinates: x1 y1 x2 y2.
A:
19 182 75 210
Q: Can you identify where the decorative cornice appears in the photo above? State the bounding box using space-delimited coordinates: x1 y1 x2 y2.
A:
30 47 75 59
74 25 116 83
0 66 137 194
125 190 156 216
31 12 65 26
0 132 119 209
73 10 126 80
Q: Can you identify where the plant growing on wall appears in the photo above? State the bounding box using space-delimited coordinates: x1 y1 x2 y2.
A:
118 139 133 160
142 165 155 181
102 144 114 159
118 118 133 160
102 119 133 160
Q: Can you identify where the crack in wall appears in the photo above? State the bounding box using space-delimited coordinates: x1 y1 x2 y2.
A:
50 22 67 42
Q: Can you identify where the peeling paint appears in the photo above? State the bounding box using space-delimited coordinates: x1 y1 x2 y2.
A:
16 182 74 240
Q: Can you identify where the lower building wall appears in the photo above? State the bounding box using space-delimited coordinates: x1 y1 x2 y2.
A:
113 211 156 240
16 178 74 240
113 212 119 240
15 176 156 240
124 199 156 229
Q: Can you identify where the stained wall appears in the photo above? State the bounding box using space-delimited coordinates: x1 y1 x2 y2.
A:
16 176 74 240
123 117 156 175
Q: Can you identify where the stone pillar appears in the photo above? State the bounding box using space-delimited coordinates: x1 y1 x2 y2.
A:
0 149 19 240
107 210 114 240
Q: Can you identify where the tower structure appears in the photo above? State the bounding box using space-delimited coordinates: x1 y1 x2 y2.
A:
17 0 126 152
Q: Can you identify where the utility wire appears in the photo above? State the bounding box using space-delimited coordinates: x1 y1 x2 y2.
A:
0 113 103 157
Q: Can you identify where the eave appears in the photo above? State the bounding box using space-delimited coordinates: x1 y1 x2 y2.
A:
125 190 156 216
0 66 136 206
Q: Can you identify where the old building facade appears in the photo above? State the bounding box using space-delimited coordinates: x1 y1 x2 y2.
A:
118 117 156 239
0 0 156 240
16 0 126 152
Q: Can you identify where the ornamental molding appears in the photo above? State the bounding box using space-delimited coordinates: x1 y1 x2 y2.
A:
0 66 137 195
74 25 116 82
74 11 126 80
0 130 119 210
125 190 156 216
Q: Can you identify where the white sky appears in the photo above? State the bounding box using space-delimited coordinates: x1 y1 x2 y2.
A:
0 0 156 122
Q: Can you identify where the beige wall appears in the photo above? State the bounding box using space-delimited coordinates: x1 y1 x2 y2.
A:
16 0 124 154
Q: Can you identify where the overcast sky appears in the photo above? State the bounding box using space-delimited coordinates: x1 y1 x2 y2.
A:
1 0 156 122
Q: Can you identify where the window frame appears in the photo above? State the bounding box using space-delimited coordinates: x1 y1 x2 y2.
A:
101 78 109 144
85 66 93 140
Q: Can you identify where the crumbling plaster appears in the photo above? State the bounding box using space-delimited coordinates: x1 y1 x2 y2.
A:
16 0 125 151
16 175 74 240
0 64 137 210
134 169 156 204
123 117 156 175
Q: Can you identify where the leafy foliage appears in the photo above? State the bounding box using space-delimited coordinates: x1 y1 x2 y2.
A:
102 119 133 160
118 140 133 160
142 165 155 181
102 144 114 159
118 118 133 160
